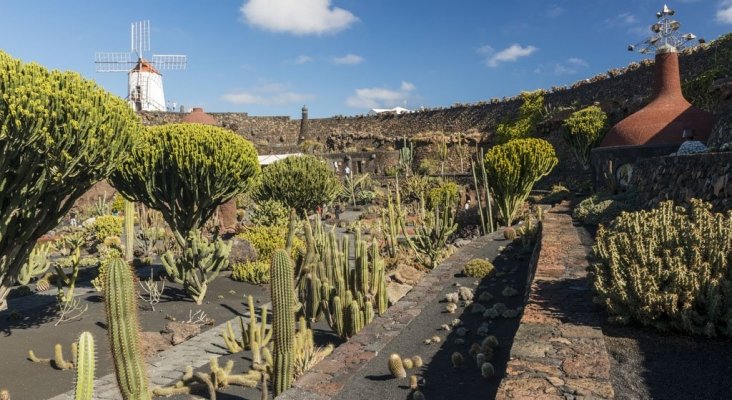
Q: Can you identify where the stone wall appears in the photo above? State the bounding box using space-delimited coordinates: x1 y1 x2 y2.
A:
631 152 732 211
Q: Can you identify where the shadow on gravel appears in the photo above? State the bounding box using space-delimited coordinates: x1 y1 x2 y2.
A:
0 300 59 335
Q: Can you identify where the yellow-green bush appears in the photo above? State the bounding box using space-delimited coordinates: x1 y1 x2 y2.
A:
237 225 304 262
427 180 459 209
85 216 123 245
251 199 291 227
484 138 557 226
463 259 495 279
562 105 608 169
495 91 545 144
231 260 270 284
591 199 732 337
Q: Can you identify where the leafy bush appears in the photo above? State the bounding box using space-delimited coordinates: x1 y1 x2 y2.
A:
573 192 636 226
111 193 127 214
484 138 558 226
237 225 304 262
591 200 732 337
562 105 608 169
417 159 440 175
111 123 260 245
250 199 290 227
495 91 545 144
427 180 459 209
541 184 571 204
0 50 140 310
464 259 495 279
85 216 123 245
255 155 340 214
231 260 270 284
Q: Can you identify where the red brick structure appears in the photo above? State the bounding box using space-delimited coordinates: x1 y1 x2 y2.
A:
600 47 714 147
181 107 239 234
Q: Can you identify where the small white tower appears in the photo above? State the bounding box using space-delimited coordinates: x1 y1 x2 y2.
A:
95 20 186 112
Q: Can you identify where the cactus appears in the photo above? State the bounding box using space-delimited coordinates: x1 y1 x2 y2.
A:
399 137 414 176
123 200 135 262
270 249 295 395
104 257 150 400
412 356 423 368
388 354 407 378
409 375 418 390
503 227 516 241
481 362 495 378
471 149 496 235
451 352 463 368
412 390 426 400
74 332 95 400
162 230 231 304
484 138 557 226
17 244 52 285
28 342 76 370
406 192 458 269
222 295 272 357
403 358 414 369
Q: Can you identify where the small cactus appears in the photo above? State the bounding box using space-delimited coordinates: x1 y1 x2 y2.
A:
388 354 407 378
412 390 426 400
431 335 441 343
445 303 457 313
483 335 500 349
476 353 486 367
409 375 418 390
403 358 414 369
412 356 423 368
0 389 9 400
504 227 517 240
481 362 495 378
451 352 463 368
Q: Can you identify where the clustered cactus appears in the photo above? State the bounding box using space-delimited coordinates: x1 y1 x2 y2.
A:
17 243 52 286
463 259 495 279
592 199 732 337
221 295 272 364
296 215 388 339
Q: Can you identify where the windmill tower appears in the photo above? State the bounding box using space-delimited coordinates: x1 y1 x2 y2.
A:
95 20 187 112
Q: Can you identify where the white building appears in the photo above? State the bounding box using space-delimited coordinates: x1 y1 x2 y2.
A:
128 59 166 112
368 107 413 116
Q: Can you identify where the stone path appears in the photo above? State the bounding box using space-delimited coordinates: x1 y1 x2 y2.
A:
278 231 504 400
47 303 270 400
496 203 614 399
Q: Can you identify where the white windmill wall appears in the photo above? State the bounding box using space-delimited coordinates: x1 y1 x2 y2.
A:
127 70 166 112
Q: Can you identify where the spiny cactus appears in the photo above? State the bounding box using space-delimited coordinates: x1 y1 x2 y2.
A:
412 356 423 368
451 352 463 368
162 230 231 305
17 243 52 285
403 358 414 369
592 199 732 337
271 249 295 395
222 295 272 360
409 375 418 390
471 148 495 235
407 192 458 269
28 342 77 370
74 332 95 400
152 358 261 397
123 200 135 262
503 227 516 241
481 362 495 378
388 354 407 378
484 138 557 226
104 257 150 400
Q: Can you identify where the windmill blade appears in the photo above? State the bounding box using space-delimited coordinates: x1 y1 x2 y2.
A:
152 54 187 70
94 52 134 72
131 20 150 55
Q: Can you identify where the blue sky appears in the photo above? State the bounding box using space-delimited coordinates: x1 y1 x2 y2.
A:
0 0 730 118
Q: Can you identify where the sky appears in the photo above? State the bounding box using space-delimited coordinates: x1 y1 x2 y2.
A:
0 0 730 118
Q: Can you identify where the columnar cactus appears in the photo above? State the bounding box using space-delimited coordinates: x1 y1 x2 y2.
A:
104 257 150 400
74 332 95 400
0 51 140 311
123 200 135 262
484 138 557 226
388 354 407 378
270 249 295 395
17 244 52 285
221 295 272 360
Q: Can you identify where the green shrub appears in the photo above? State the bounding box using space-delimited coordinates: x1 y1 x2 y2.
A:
573 192 636 226
464 259 495 279
484 138 558 226
562 105 608 169
111 193 127 213
541 184 571 204
255 155 340 214
495 91 545 144
591 199 732 337
237 225 304 262
231 260 270 284
85 215 123 245
427 180 459 209
111 123 260 246
250 199 290 227
417 159 440 175
0 50 140 310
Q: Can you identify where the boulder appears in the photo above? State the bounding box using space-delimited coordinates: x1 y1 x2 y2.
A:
228 237 257 266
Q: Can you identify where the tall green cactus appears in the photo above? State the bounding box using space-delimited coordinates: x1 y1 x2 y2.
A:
123 200 135 262
161 230 231 304
471 148 495 235
17 243 52 285
104 257 151 400
408 193 458 269
74 332 95 400
270 249 295 395
398 138 414 177
0 50 140 311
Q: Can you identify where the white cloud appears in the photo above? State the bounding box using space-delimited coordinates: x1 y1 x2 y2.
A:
535 57 589 76
222 83 315 106
240 0 357 35
481 44 538 67
333 54 364 65
346 81 416 109
293 55 313 65
567 57 588 67
547 5 564 18
718 1 732 24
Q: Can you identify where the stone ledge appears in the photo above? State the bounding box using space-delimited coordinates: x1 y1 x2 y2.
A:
496 202 614 400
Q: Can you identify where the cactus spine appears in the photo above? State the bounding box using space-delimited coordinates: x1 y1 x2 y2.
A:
388 354 407 378
271 249 295 395
74 332 95 400
123 200 135 262
104 257 150 400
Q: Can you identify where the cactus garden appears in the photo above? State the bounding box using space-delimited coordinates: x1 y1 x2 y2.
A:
2 4 732 400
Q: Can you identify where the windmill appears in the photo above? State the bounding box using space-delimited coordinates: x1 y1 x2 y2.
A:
95 20 187 112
